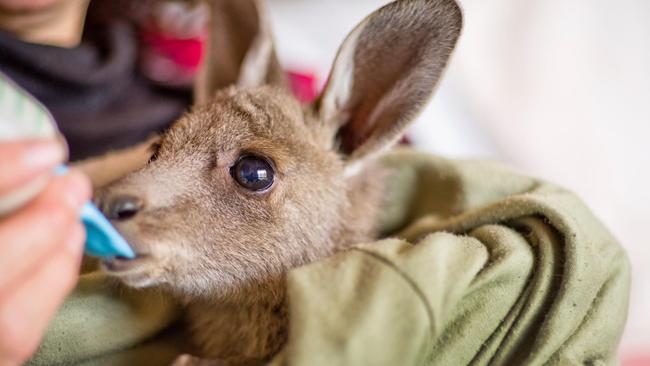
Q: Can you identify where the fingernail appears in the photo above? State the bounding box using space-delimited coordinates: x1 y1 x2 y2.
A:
63 171 92 211
23 140 65 169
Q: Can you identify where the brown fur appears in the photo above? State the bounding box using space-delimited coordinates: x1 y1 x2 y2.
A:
96 0 462 364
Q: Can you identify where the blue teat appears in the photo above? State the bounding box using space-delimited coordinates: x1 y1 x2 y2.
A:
54 165 135 259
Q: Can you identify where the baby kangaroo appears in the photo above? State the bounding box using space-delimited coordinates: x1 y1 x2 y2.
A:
97 0 461 364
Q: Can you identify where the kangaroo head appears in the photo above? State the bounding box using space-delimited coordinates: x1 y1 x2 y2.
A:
97 0 462 299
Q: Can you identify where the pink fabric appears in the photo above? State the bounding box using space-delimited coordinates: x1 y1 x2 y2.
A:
140 29 205 70
287 70 318 103
622 354 650 366
137 25 318 106
138 31 320 102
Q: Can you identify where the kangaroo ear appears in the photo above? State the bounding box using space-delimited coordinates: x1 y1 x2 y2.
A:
316 0 462 163
195 0 286 103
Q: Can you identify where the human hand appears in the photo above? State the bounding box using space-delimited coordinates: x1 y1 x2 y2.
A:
0 139 91 366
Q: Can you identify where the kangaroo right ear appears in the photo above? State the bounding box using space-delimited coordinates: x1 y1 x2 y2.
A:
195 0 285 103
316 0 462 165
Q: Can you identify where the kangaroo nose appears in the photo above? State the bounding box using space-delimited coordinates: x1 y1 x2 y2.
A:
104 196 143 221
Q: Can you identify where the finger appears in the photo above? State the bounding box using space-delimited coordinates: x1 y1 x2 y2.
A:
0 139 66 197
0 171 90 294
0 223 84 365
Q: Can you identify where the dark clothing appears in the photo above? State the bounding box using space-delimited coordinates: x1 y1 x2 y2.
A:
0 21 190 161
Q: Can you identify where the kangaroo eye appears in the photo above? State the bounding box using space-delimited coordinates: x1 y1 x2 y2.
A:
230 155 275 191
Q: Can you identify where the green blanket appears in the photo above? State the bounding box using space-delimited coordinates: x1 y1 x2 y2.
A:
30 150 630 366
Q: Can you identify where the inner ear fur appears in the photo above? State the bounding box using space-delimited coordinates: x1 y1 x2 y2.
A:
316 0 463 162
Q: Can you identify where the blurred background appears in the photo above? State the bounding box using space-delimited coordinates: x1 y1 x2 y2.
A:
263 0 649 363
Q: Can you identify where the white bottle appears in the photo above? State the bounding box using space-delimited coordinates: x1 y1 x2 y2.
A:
0 72 60 216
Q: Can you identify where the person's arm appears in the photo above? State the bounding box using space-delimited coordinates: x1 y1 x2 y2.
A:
0 139 90 366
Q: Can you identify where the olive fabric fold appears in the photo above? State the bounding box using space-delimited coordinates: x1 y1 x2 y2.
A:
27 272 181 366
30 150 630 365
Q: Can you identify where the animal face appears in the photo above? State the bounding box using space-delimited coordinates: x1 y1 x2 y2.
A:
97 86 349 296
97 0 462 299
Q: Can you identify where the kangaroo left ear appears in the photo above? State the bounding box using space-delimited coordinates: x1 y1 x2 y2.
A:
315 0 463 164
195 0 286 103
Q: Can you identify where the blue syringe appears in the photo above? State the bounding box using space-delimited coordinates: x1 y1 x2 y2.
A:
53 166 135 258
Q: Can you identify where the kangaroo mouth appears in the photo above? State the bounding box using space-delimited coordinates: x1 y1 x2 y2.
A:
101 253 150 273
100 253 163 288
